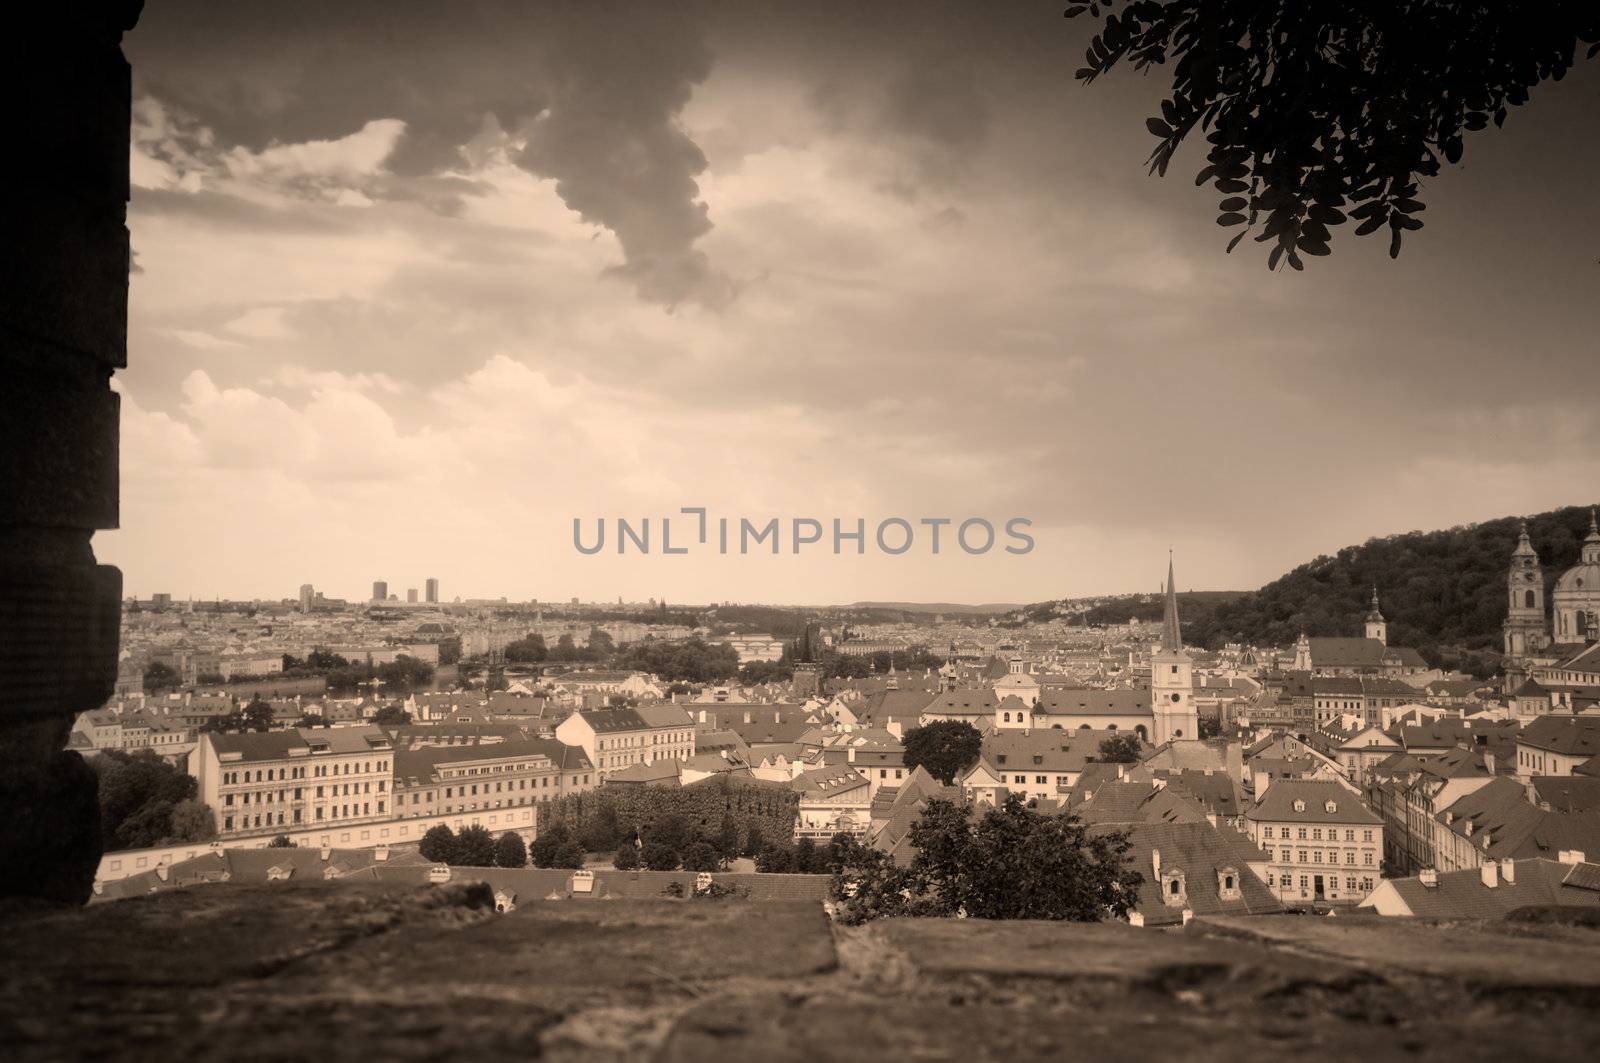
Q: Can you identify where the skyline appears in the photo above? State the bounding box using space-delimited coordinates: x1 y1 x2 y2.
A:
100 1 1600 604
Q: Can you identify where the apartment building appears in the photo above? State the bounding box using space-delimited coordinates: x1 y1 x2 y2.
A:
392 738 594 818
554 703 695 781
1246 779 1383 906
193 725 395 838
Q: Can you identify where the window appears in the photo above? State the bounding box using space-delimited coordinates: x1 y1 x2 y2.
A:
1297 827 1307 840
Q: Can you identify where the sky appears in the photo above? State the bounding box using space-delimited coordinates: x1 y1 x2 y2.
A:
102 1 1600 606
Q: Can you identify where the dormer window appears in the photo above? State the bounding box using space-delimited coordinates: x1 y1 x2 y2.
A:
1292 799 1306 812
1324 800 1338 813
1161 869 1187 906
1217 867 1240 900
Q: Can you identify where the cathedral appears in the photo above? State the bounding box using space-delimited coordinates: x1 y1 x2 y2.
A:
1501 511 1600 689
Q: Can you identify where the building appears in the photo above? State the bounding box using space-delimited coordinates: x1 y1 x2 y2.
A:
1517 716 1600 779
1503 513 1600 691
426 578 439 603
1360 854 1600 917
792 766 872 839
960 728 1122 804
1245 779 1382 905
391 738 594 819
1151 557 1199 744
192 725 396 839
299 583 314 613
553 704 695 782
372 581 388 602
407 588 418 603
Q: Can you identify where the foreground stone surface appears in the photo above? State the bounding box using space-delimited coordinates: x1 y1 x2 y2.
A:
4 884 1600 1061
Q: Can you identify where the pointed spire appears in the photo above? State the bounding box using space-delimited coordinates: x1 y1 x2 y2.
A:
1160 553 1182 652
1366 586 1384 622
1589 507 1599 539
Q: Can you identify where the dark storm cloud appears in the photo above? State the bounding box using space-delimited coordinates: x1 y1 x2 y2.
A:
127 1 732 308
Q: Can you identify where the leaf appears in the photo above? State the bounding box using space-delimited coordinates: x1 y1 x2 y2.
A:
1494 108 1507 128
1389 227 1403 259
1219 196 1248 212
1146 117 1172 137
1395 215 1424 231
1287 250 1304 271
1308 205 1346 225
1268 245 1284 271
1296 236 1331 256
1225 230 1248 253
1216 178 1249 193
1193 164 1219 186
1444 136 1463 164
1354 215 1385 236
1075 67 1097 80
1393 199 1425 213
1063 4 1088 15
1217 212 1247 226
1161 99 1178 126
1464 112 1488 131
1349 201 1386 220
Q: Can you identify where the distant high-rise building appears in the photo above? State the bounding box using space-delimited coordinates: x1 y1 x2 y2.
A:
407 588 418 603
372 581 388 602
151 592 172 607
425 577 438 603
299 583 314 613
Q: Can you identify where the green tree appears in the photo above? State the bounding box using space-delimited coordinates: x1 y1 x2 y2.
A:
743 823 766 859
793 837 819 874
142 661 182 694
682 840 721 872
437 637 462 665
453 825 496 867
642 840 680 871
717 818 741 860
504 633 547 663
614 843 641 870
267 834 296 848
830 796 1142 924
1097 734 1142 764
242 696 275 732
493 831 528 869
94 750 201 850
902 720 983 785
167 799 216 843
372 704 413 727
756 844 795 873
419 824 457 864
1066 2 1600 267
531 820 580 868
1198 716 1223 740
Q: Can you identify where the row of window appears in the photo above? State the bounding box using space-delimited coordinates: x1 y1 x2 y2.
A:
220 759 387 786
1262 826 1374 843
223 799 387 832
1276 848 1376 867
1277 874 1375 893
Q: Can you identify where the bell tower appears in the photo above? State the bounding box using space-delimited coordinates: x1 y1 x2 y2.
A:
1364 587 1387 646
1502 520 1547 658
1150 555 1196 744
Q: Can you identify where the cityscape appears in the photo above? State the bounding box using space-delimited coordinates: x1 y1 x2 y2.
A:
6 3 1600 1061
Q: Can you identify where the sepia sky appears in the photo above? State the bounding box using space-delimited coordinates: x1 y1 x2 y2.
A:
104 1 1600 606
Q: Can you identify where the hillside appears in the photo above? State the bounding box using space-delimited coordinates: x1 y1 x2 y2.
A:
1182 505 1600 674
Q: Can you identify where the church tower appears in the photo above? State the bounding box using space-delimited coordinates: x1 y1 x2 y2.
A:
1364 587 1387 646
1150 556 1197 744
1502 520 1548 658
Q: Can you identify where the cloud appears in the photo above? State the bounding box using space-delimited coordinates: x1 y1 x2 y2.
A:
224 306 294 340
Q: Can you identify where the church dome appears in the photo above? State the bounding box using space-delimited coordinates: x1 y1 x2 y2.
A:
1554 561 1600 593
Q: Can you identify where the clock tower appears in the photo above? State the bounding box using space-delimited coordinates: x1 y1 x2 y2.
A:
1502 521 1548 658
1151 556 1197 745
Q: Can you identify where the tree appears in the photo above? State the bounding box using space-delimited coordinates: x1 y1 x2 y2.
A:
419 824 458 864
493 831 528 869
1065 2 1600 267
902 720 983 785
717 817 741 860
830 796 1142 924
743 823 766 859
242 696 275 733
142 661 182 694
372 704 413 727
793 837 819 874
267 834 296 848
682 840 721 872
298 712 326 728
755 844 795 873
503 633 547 663
531 820 579 868
614 843 641 871
94 749 201 850
641 840 680 871
1097 734 1142 764
167 799 216 843
454 825 496 867
437 636 462 666
1198 716 1223 740
376 655 434 694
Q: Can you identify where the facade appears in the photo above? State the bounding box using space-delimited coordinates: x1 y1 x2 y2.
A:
392 738 593 819
792 766 872 839
425 577 439 603
1151 558 1198 744
553 704 695 781
372 581 388 602
1516 716 1600 779
193 725 396 839
1246 779 1382 905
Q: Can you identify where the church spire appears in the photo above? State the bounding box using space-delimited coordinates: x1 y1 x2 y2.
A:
1160 554 1182 652
1366 586 1384 622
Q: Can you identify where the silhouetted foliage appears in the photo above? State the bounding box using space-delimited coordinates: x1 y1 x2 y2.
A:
372 704 413 726
453 825 496 867
419 824 457 864
642 840 680 871
830 796 1142 924
902 720 983 785
493 831 527 869
267 834 296 848
94 750 212 850
615 637 740 682
614 843 640 870
1066 2 1600 266
530 820 584 869
142 661 181 693
1097 734 1142 764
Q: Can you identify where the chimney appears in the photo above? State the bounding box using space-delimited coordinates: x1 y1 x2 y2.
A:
1181 908 1194 926
1501 858 1515 884
1151 848 1162 878
1480 862 1498 888
1419 867 1437 888
1558 850 1586 865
